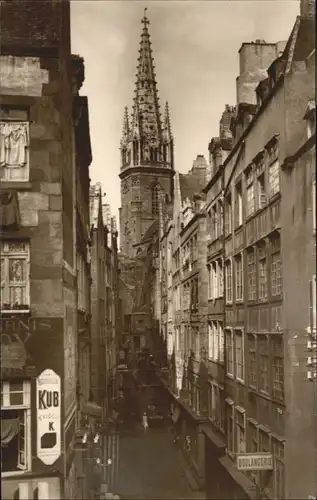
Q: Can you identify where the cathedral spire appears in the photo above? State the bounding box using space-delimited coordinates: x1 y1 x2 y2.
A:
133 8 162 159
120 10 174 171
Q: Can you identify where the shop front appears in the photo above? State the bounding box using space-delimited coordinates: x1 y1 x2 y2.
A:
203 425 257 500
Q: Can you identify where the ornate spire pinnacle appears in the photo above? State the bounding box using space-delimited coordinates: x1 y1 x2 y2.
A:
163 101 173 142
120 106 130 146
133 9 162 150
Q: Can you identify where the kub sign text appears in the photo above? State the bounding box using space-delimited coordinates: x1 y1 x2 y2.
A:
36 369 61 465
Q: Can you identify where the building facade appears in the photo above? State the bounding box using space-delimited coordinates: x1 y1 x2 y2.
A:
159 1 316 499
0 1 77 498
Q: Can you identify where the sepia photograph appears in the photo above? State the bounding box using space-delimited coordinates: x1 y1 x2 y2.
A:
0 0 316 499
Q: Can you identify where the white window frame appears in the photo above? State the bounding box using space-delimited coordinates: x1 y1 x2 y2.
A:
234 328 245 383
247 248 256 301
0 120 30 182
268 159 280 197
246 182 255 218
219 322 224 364
225 258 233 303
1 241 30 313
235 406 246 454
235 253 243 302
218 258 224 297
225 328 234 377
213 321 219 362
212 261 218 299
207 264 212 299
235 181 243 227
208 322 214 360
1 380 31 476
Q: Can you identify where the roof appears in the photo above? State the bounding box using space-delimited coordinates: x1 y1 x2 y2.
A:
179 173 205 202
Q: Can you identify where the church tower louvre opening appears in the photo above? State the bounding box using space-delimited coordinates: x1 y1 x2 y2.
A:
119 9 174 258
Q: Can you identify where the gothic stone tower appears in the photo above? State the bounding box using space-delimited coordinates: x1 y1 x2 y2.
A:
119 10 174 257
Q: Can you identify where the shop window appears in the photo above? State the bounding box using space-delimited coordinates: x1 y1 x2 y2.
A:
235 407 246 453
1 380 31 474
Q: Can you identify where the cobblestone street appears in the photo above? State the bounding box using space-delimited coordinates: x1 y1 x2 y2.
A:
116 426 203 499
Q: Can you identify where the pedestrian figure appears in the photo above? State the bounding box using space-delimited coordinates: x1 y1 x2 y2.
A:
142 412 148 433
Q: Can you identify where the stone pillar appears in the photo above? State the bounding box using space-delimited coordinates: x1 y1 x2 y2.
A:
18 483 31 500
38 481 50 499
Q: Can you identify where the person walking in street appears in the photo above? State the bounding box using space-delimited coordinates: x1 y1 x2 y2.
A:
142 412 148 433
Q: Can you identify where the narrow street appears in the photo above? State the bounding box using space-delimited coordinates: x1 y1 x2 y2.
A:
115 425 202 499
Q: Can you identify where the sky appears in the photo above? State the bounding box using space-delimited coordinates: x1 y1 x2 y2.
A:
71 0 299 220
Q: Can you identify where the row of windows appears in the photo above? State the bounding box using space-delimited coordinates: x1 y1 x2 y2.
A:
226 404 285 499
224 235 282 304
181 234 198 270
222 139 280 235
225 329 284 401
0 241 92 313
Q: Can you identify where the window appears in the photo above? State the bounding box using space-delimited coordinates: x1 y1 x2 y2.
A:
247 248 256 301
1 380 31 473
225 329 233 376
209 384 217 421
219 322 224 363
272 336 284 400
235 254 243 301
235 329 244 382
218 259 223 297
258 243 268 301
226 401 234 454
213 322 219 361
248 334 257 388
257 172 266 210
271 236 282 296
234 181 243 227
235 407 246 453
207 264 212 299
259 336 269 393
194 327 200 361
151 184 159 215
218 199 223 236
224 193 232 236
272 439 285 499
77 253 89 311
0 112 30 182
1 242 30 312
225 259 232 302
268 159 280 198
211 205 218 240
245 168 255 217
212 261 218 299
208 322 214 360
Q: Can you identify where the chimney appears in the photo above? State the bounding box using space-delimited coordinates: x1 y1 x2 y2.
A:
300 0 315 18
237 41 280 105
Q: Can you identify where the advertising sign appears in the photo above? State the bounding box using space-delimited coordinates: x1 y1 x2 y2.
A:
36 369 61 465
237 453 273 471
